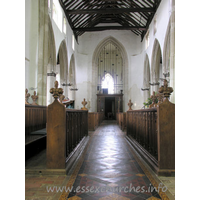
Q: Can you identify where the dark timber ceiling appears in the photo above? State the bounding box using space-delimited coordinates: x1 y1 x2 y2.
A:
59 0 161 41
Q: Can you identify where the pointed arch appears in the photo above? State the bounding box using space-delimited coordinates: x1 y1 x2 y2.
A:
46 15 57 105
150 38 162 93
163 11 175 103
92 36 129 111
143 54 150 101
143 54 150 88
163 17 171 74
58 40 69 97
47 15 56 73
69 54 76 101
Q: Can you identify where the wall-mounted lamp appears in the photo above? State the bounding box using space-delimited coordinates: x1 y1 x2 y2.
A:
141 87 150 91
61 83 73 86
47 70 56 77
29 87 37 90
70 88 78 91
47 56 57 77
149 82 160 86
163 72 170 78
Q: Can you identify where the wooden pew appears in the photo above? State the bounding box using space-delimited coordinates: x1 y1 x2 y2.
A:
97 112 104 125
120 112 126 131
25 105 47 135
47 84 88 170
88 112 98 131
116 112 126 131
126 99 175 176
88 112 104 131
25 105 47 160
116 113 120 125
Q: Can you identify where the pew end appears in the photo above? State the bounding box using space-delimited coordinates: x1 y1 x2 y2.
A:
126 99 175 176
46 99 66 169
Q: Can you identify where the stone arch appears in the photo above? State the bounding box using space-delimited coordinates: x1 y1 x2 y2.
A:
69 54 76 101
163 14 175 103
58 40 69 97
47 16 56 73
46 15 57 105
92 36 129 112
150 38 162 93
143 54 150 102
163 17 171 74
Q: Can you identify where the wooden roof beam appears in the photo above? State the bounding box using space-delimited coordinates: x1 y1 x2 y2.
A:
65 7 155 15
141 0 161 41
73 26 147 32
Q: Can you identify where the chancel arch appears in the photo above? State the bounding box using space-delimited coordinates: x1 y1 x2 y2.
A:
68 54 76 102
150 38 163 94
143 54 150 102
92 36 128 112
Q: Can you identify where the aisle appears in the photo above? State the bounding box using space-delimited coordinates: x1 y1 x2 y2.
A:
59 121 169 200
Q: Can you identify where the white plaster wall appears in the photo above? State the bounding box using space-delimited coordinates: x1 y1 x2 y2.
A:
144 0 170 69
25 0 77 105
77 30 142 111
25 0 39 104
75 52 90 110
25 0 31 61
131 0 172 107
129 53 145 110
25 0 30 91
50 11 80 96
25 0 172 108
75 0 171 111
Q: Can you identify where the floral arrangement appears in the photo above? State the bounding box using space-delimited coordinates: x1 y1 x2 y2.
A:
143 96 158 107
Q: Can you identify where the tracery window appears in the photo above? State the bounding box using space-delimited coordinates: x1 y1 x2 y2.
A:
102 73 114 94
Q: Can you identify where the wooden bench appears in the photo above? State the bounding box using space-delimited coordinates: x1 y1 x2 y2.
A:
88 112 104 131
116 112 126 131
88 112 98 131
46 81 88 170
126 98 175 176
25 105 47 160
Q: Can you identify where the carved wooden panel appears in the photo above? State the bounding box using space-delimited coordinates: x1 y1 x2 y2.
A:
126 101 175 176
25 105 47 135
47 102 88 169
47 100 66 169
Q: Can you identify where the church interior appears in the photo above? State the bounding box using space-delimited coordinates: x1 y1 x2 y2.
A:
23 0 182 199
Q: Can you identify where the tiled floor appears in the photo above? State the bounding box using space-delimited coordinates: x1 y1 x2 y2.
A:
25 120 175 200
158 177 175 197
25 175 67 199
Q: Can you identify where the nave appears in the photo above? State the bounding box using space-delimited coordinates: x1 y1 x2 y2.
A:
25 120 175 200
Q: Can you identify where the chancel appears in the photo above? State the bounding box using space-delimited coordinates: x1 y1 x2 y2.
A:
25 0 175 199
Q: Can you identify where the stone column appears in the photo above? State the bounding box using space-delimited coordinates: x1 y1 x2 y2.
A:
170 0 175 103
143 90 150 102
37 0 49 106
47 75 56 105
56 64 61 85
152 72 159 93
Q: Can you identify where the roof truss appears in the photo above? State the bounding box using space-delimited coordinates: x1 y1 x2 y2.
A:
59 0 161 41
